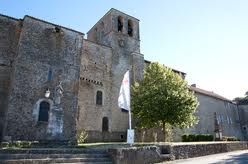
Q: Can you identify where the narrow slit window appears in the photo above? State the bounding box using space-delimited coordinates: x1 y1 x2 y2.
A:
47 69 52 81
96 91 103 105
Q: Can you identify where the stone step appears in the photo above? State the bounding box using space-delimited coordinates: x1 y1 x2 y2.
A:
0 148 106 154
0 153 109 160
0 157 112 164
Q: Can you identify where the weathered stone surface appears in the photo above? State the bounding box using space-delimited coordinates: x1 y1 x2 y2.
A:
108 146 163 164
168 142 248 159
4 16 84 141
107 142 248 164
0 15 21 141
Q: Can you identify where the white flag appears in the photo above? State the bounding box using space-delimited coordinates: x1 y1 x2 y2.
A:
118 70 130 111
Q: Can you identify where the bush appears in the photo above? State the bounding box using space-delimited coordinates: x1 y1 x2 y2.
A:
77 130 88 144
1 141 32 148
221 136 240 141
182 134 214 142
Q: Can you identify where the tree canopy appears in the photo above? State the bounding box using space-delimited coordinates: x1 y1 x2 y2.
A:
131 62 198 130
233 91 248 102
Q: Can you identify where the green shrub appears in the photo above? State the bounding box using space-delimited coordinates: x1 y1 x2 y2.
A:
1 142 9 148
1 141 32 148
222 136 240 141
77 130 88 144
182 134 214 142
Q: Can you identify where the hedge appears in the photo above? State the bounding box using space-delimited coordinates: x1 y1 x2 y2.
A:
182 134 214 142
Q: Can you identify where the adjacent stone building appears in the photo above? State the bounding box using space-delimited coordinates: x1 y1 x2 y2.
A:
0 8 245 142
173 85 244 141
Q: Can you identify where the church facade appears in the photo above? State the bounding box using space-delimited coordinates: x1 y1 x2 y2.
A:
0 8 143 142
0 8 246 142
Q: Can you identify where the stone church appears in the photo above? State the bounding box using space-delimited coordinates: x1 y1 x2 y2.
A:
0 8 246 142
0 8 144 142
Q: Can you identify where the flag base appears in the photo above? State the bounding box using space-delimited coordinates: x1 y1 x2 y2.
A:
127 129 134 144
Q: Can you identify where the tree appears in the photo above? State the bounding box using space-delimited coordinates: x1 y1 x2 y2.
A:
233 91 248 102
131 62 198 135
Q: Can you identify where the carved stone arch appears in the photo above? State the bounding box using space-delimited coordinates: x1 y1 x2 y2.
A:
33 98 53 123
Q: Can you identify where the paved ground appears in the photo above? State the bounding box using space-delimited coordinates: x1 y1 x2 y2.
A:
162 150 248 164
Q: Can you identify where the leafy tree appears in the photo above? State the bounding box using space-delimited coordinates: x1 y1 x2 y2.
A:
131 62 198 136
233 91 248 102
245 91 248 97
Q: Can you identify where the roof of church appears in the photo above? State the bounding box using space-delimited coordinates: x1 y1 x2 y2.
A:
0 13 85 36
24 15 85 35
189 85 233 103
0 13 20 21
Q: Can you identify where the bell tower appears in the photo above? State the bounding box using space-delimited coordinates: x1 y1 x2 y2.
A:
87 8 144 134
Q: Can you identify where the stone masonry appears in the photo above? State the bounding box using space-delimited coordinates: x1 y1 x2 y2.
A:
0 8 144 142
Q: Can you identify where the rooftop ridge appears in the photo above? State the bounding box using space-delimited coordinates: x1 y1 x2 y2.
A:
190 86 233 103
0 13 20 21
24 15 85 36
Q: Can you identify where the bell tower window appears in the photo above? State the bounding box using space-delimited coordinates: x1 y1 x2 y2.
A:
117 16 123 32
128 20 133 37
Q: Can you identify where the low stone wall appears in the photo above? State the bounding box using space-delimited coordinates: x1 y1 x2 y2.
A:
85 131 127 143
108 146 170 164
107 142 248 164
168 142 248 159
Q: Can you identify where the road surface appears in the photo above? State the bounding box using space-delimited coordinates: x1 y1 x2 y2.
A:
162 150 248 164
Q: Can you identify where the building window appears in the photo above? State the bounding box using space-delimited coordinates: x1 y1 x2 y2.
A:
102 117 109 132
96 90 103 105
47 69 52 81
38 101 50 122
118 16 123 32
128 20 133 37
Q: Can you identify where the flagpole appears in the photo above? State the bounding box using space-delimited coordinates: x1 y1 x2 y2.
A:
128 69 131 130
118 69 134 144
128 99 131 130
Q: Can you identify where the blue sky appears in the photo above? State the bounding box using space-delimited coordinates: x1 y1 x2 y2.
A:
1 0 247 99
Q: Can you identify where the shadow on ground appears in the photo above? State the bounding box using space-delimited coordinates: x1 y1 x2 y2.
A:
211 152 248 164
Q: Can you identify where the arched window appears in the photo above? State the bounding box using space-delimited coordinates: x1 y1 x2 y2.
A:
117 16 123 32
102 117 109 132
38 101 50 122
128 20 133 37
96 90 103 105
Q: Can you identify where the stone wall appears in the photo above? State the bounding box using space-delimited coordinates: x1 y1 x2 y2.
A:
167 142 248 159
108 142 248 164
135 128 165 142
172 93 243 142
238 104 248 140
4 16 84 141
80 9 144 142
77 40 115 141
108 146 164 164
0 15 21 141
186 93 243 140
